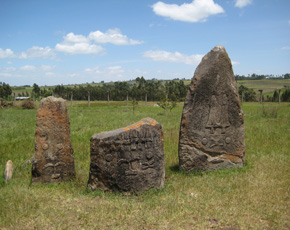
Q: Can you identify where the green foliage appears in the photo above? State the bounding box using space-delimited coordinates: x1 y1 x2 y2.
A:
157 98 177 113
50 78 188 102
281 87 290 102
0 82 12 99
131 99 138 114
32 83 40 96
239 85 256 102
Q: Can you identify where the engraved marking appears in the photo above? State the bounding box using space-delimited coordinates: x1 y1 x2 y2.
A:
42 143 49 150
202 138 208 145
56 144 63 150
105 154 113 162
225 137 231 144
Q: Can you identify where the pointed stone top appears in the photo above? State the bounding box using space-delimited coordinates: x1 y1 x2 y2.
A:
211 45 226 52
194 46 231 78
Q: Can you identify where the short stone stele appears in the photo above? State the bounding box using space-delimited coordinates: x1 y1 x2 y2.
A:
88 117 165 193
179 46 245 171
32 96 76 183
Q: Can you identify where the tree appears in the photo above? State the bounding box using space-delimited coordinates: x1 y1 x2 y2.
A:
32 83 40 96
238 85 256 102
0 82 12 99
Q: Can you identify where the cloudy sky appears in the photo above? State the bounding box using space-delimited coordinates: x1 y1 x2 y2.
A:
0 0 289 86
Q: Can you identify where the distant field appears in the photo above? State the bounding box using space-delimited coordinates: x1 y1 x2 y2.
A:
0 101 289 229
237 79 290 95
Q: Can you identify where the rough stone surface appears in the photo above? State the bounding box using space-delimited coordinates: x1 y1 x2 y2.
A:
178 46 245 171
32 96 75 183
87 117 165 193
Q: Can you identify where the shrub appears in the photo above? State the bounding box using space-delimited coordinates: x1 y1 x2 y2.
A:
21 100 35 109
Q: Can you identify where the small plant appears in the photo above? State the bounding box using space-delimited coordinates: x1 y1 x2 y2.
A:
157 98 177 113
132 99 138 114
21 100 35 109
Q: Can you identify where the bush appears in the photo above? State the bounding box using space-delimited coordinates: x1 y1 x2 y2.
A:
21 100 35 109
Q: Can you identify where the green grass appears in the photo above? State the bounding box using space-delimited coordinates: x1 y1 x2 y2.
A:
238 79 290 96
0 101 289 229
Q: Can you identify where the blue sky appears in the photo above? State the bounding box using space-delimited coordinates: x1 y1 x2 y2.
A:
0 0 289 86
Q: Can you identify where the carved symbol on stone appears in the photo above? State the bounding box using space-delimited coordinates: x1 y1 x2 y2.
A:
105 154 113 162
43 162 65 180
118 158 140 176
206 94 230 135
42 143 49 150
225 137 231 144
209 136 224 148
202 138 208 145
146 151 153 160
56 144 63 150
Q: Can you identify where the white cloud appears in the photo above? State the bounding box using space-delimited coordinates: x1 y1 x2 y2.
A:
152 0 224 23
1 28 143 59
235 0 253 8
144 50 203 65
0 48 14 58
85 66 101 74
88 29 143 45
63 32 88 43
45 72 56 76
281 46 290 50
83 65 125 79
41 65 55 71
231 61 240 65
20 65 37 71
106 66 124 74
19 46 56 59
2 67 16 72
55 32 104 54
0 73 12 77
55 42 104 54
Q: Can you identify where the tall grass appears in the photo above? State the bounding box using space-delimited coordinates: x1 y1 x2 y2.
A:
0 101 289 229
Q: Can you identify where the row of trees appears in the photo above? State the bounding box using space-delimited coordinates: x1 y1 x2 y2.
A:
2 78 290 103
235 73 290 81
51 77 188 102
270 87 290 102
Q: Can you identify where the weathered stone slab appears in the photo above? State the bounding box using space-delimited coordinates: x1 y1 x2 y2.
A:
32 96 76 183
179 46 245 171
87 118 165 193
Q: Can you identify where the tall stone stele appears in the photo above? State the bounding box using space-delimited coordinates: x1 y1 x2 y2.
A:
32 96 76 183
179 46 245 171
88 118 165 193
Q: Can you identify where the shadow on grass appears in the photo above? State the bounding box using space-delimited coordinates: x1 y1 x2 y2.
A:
169 161 251 178
168 164 203 176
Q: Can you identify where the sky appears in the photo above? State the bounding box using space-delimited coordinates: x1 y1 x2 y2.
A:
0 0 289 86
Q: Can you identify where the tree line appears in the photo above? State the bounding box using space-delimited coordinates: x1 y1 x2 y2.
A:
235 73 290 81
41 77 188 102
2 76 290 103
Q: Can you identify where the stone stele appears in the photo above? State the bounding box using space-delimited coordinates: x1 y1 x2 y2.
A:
87 117 165 193
178 46 245 171
32 96 76 183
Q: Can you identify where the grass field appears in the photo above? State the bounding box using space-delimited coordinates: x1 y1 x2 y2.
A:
0 101 289 229
237 79 290 96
